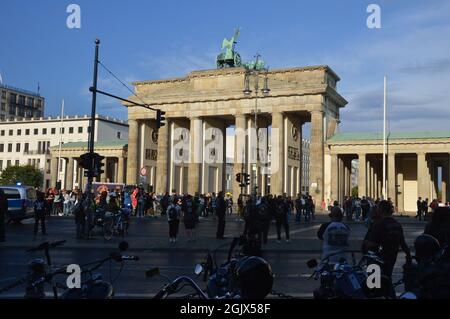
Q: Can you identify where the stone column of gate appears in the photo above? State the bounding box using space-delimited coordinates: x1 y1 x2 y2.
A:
270 111 285 196
298 121 304 196
66 157 74 191
387 153 396 206
310 110 324 211
358 153 366 198
330 153 338 202
417 152 430 200
188 117 203 195
126 119 139 186
233 114 247 201
338 156 344 204
50 157 58 188
155 119 170 195
444 155 450 203
117 156 125 184
101 157 108 183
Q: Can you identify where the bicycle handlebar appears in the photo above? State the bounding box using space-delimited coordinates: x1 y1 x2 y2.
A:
26 240 66 252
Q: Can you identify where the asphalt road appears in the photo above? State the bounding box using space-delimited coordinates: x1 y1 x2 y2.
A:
0 213 426 299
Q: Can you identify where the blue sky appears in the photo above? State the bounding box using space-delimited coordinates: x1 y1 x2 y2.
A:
1 0 449 132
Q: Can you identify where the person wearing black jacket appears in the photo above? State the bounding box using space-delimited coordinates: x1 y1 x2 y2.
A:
34 192 48 236
0 189 8 242
362 200 412 297
424 207 450 246
216 191 227 239
274 195 290 243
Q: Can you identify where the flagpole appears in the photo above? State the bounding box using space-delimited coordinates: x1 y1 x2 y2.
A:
57 100 64 188
382 76 387 200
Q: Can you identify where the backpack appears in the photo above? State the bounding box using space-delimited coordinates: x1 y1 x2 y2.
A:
168 206 178 220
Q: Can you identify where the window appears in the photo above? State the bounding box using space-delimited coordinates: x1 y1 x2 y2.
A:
15 160 19 166
69 127 74 134
0 130 4 136
1 91 6 99
25 129 30 135
17 129 21 136
6 160 11 168
4 189 22 200
9 130 13 136
0 144 3 152
16 143 20 152
78 127 83 133
117 132 122 139
24 143 29 153
1 103 5 110
34 128 38 135
9 116 14 121
60 127 64 134
0 160 2 171
38 141 41 153
42 128 47 135
0 115 4 121
27 97 34 107
7 143 12 152
18 95 25 105
51 128 56 134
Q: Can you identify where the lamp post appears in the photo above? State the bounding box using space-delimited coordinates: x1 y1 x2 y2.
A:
243 54 270 201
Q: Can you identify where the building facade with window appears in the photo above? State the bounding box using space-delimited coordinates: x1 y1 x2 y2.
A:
0 114 128 189
0 84 44 121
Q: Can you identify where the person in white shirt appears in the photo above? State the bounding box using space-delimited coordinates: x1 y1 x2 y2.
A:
317 204 350 264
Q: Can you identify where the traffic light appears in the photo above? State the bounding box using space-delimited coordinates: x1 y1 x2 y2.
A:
156 109 166 129
93 153 105 177
244 173 250 186
235 173 242 183
78 153 93 170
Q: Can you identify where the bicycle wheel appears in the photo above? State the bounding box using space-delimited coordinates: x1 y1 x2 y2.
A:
103 219 114 241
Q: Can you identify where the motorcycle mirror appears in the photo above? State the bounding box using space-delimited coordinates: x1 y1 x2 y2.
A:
119 241 129 252
194 264 203 276
145 268 160 278
307 259 318 269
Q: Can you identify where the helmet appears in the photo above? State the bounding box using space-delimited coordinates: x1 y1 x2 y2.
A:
234 256 273 299
414 234 441 263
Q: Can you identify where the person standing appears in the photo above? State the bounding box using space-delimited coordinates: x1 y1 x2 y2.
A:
33 192 48 236
73 193 85 239
362 200 412 298
167 198 181 243
274 195 290 243
216 191 227 239
182 195 196 242
416 197 422 220
0 189 7 242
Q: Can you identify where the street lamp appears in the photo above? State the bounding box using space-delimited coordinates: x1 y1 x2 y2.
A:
243 54 270 201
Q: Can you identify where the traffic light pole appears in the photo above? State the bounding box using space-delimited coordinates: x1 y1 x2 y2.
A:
87 39 100 194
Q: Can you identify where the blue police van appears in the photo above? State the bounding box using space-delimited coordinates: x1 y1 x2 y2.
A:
0 185 36 222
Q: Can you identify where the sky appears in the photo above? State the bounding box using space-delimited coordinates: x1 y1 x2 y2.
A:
0 0 449 133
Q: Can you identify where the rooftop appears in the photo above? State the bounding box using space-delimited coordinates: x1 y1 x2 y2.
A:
328 131 450 142
0 83 41 97
49 140 128 150
0 114 127 125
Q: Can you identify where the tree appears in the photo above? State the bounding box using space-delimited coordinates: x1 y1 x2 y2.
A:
0 165 43 188
351 186 359 197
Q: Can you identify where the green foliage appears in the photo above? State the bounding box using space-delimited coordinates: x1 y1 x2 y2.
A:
351 186 359 197
0 165 43 188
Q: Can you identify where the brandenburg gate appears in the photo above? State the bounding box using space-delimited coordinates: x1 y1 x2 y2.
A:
124 65 347 210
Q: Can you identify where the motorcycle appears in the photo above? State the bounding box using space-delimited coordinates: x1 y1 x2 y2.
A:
307 251 394 299
0 240 139 299
148 236 275 299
